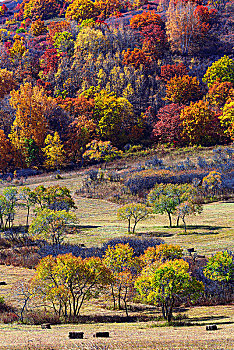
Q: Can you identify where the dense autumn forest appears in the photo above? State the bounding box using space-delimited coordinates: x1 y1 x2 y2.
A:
0 0 233 173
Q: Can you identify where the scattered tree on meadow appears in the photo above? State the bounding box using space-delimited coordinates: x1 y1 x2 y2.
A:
141 244 183 266
147 183 197 227
176 200 203 232
135 259 204 322
32 253 112 318
29 208 77 246
117 203 151 234
0 187 18 230
202 171 223 197
204 251 234 285
103 243 141 316
19 187 34 227
29 185 76 211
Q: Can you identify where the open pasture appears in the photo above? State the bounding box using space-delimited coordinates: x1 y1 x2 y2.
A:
7 166 234 255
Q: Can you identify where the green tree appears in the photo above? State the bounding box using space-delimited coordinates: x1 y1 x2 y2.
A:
147 183 197 227
30 185 76 211
135 259 204 322
53 31 74 55
203 56 234 87
29 208 77 246
0 187 18 230
23 138 40 168
176 201 203 232
204 251 234 284
75 27 109 56
117 203 151 234
19 186 34 227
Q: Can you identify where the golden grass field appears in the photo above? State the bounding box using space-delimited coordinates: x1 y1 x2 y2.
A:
0 305 233 350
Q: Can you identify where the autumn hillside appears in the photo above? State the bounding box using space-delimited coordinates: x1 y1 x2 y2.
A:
0 0 233 176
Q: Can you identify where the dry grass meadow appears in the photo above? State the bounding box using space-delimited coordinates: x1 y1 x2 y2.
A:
0 304 233 350
0 152 233 349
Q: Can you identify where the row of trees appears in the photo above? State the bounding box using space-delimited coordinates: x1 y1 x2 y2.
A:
14 244 233 322
117 170 225 233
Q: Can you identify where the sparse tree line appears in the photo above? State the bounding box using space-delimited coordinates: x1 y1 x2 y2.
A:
0 0 233 173
9 243 234 324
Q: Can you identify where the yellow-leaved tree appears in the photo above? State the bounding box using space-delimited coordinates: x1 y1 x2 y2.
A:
42 132 66 170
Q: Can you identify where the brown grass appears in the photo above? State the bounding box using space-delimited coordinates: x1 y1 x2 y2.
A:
0 304 233 349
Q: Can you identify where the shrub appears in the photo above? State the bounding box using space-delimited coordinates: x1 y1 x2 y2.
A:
101 236 164 257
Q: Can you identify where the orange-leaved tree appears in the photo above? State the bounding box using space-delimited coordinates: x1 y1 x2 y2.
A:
165 75 202 105
0 68 17 98
9 83 53 161
180 100 226 146
0 130 14 173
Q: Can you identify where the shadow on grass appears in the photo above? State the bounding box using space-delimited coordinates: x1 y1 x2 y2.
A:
138 232 174 237
75 225 102 229
171 315 233 328
185 225 230 231
74 314 156 324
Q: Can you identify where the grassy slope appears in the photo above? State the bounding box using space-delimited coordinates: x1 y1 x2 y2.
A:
6 168 234 255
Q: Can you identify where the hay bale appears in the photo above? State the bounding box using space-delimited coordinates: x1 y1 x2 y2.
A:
69 332 84 339
93 332 109 338
206 324 217 331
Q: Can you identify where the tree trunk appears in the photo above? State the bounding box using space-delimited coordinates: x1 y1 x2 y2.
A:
26 206 30 227
128 219 131 233
118 286 121 309
182 217 187 233
162 303 166 320
111 286 116 309
176 216 180 227
123 287 129 318
132 220 137 234
167 212 172 227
